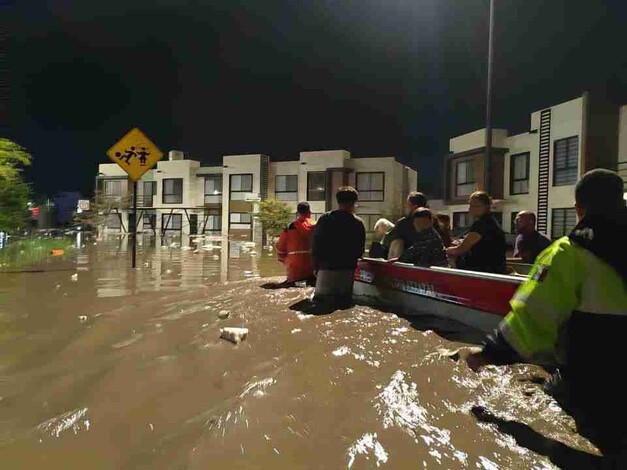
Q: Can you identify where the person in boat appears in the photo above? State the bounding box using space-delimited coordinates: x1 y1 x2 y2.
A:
368 218 394 259
435 213 453 248
386 191 429 259
445 191 506 274
457 169 627 462
276 202 316 286
393 208 448 267
511 211 551 265
311 187 366 308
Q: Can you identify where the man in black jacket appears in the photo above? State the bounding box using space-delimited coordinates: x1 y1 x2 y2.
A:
311 187 366 308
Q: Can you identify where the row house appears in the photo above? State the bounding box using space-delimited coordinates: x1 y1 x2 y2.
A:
438 93 627 239
96 150 417 243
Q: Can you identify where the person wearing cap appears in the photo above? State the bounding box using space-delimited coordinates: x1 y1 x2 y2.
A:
276 202 316 286
311 187 366 308
455 169 627 460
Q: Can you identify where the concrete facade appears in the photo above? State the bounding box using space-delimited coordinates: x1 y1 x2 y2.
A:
96 150 417 243
438 94 626 239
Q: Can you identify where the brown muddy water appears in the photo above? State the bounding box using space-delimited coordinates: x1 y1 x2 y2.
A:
0 235 599 468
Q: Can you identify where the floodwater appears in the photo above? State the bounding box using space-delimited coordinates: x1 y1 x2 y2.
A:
0 235 600 468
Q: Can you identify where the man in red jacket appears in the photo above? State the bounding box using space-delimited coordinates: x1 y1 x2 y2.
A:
276 202 316 286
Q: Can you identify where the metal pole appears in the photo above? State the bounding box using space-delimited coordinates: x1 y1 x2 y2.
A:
132 180 137 268
484 0 495 193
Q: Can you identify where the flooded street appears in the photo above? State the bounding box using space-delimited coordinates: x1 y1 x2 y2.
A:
0 236 597 468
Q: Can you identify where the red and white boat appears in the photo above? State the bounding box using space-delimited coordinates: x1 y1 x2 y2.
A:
353 258 527 332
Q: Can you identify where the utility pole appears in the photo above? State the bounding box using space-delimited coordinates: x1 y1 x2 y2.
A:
485 0 495 193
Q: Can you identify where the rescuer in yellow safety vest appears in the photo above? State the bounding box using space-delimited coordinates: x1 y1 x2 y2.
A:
456 169 627 461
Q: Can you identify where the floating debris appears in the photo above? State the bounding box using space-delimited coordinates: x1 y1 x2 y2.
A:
218 310 230 319
220 327 248 344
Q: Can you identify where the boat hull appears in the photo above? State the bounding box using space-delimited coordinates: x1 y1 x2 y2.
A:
353 259 525 333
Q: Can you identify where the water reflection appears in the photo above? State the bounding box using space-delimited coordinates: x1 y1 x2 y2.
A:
79 233 282 298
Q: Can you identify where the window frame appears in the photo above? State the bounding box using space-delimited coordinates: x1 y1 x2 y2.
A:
204 174 223 200
355 172 385 202
105 213 122 229
553 136 579 187
307 171 327 201
275 175 298 201
162 213 182 231
103 179 127 197
452 211 471 237
455 160 476 198
509 152 530 195
229 174 253 200
162 178 183 204
356 213 381 233
142 212 156 230
551 207 577 239
204 214 222 233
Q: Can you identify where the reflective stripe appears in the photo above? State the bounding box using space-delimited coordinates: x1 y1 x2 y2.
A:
287 250 310 255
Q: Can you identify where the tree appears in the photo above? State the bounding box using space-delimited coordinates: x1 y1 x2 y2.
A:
0 177 31 233
0 139 32 233
257 199 294 240
0 138 32 181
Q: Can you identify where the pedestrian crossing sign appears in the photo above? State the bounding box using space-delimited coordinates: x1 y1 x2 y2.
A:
106 128 163 181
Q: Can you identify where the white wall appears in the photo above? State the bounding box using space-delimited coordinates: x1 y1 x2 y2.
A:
502 132 536 233
449 129 508 153
221 154 263 235
543 97 584 214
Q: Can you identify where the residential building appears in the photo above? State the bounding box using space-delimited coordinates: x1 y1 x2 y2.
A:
438 93 627 239
96 149 417 243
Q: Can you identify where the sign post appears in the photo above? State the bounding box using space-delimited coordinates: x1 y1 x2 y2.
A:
106 128 163 268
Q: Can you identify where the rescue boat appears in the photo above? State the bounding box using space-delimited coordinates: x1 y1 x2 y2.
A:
353 258 526 332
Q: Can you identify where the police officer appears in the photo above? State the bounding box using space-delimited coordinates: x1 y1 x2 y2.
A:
456 169 627 461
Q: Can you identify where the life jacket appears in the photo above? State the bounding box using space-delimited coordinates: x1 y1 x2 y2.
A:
276 216 315 282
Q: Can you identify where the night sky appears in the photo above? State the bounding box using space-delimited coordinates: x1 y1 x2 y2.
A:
8 0 627 197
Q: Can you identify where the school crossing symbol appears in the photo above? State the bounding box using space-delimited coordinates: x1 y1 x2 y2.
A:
106 128 163 181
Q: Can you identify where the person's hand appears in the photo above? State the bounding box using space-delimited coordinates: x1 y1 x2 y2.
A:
441 346 488 372
445 246 460 258
387 257 399 264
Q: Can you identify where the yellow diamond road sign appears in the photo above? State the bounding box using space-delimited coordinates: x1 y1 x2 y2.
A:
106 128 163 181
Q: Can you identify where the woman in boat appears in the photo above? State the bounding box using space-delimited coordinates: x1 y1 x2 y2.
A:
445 191 506 274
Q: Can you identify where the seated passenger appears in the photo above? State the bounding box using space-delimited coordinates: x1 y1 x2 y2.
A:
436 213 453 248
368 218 394 259
395 208 448 267
386 192 429 259
445 191 506 274
276 202 316 286
512 211 551 264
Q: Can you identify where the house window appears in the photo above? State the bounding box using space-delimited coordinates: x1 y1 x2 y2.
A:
204 175 223 203
230 174 253 200
105 213 121 229
139 181 156 207
357 214 381 233
453 211 471 236
551 208 577 239
230 212 252 230
103 179 127 197
356 172 385 201
510 152 530 195
204 215 222 233
142 213 156 230
311 213 324 222
553 136 579 186
455 160 475 197
162 178 183 204
307 172 326 201
275 175 298 201
162 213 182 232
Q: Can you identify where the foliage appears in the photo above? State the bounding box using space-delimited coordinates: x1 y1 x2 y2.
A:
0 177 31 233
257 199 294 237
0 237 73 271
0 139 32 233
0 138 32 181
